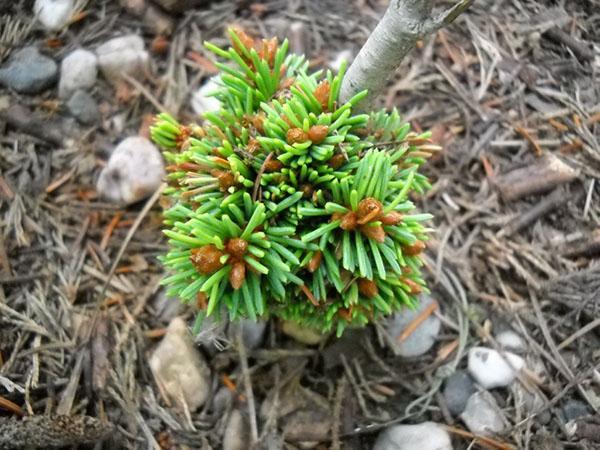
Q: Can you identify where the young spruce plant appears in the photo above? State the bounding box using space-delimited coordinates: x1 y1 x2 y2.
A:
151 28 437 337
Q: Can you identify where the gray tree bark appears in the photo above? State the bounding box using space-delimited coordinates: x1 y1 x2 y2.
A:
340 0 473 110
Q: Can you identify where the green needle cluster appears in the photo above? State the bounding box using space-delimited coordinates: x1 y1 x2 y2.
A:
151 28 437 336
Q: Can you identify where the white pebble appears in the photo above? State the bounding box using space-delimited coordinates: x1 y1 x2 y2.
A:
495 330 526 352
96 35 149 83
191 76 222 117
460 391 506 436
97 136 164 205
468 346 525 389
34 0 74 31
59 49 98 99
149 317 211 411
373 422 453 450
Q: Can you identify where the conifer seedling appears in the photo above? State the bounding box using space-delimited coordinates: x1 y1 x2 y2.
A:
151 28 437 337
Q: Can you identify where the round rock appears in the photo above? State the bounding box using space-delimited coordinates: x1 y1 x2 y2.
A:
385 295 441 357
443 371 477 416
281 320 328 346
59 49 98 99
96 136 164 204
149 317 211 412
66 90 100 125
460 391 506 437
96 35 149 82
228 319 267 350
34 0 74 31
0 47 57 94
468 346 525 389
495 330 526 352
373 422 453 450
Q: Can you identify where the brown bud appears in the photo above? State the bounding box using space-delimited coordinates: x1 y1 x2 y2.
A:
307 125 329 144
279 77 294 90
360 224 386 243
307 251 322 273
190 245 224 274
403 240 426 256
356 198 383 224
313 80 330 110
196 292 208 310
286 127 308 145
338 307 352 322
301 183 314 198
358 278 378 298
264 159 283 172
247 137 261 153
402 278 422 295
229 261 246 290
380 211 403 226
216 171 236 191
339 212 357 231
251 113 265 133
225 238 248 258
328 153 346 169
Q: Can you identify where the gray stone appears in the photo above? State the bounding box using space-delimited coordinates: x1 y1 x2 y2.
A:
151 289 182 323
443 371 477 416
34 0 74 31
223 409 250 450
510 382 550 424
143 5 174 35
149 317 211 411
228 319 267 350
385 295 441 357
281 320 329 346
96 35 149 83
212 387 233 415
468 346 525 389
66 90 100 125
373 422 453 450
560 399 590 423
59 49 98 99
96 136 164 204
460 391 506 436
495 330 526 352
0 47 57 94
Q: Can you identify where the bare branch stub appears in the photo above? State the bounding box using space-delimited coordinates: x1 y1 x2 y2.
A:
340 0 473 110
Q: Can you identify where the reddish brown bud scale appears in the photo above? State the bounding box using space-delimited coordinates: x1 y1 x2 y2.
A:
313 81 330 110
264 159 283 172
360 224 386 243
402 278 422 295
217 171 236 191
328 153 346 169
247 137 261 153
307 125 329 144
286 127 309 145
340 212 357 231
338 308 352 322
230 28 256 55
356 198 383 224
307 251 322 273
358 278 378 298
251 114 265 133
229 261 246 290
190 245 224 274
380 211 403 226
225 238 248 258
403 240 426 256
196 292 208 310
